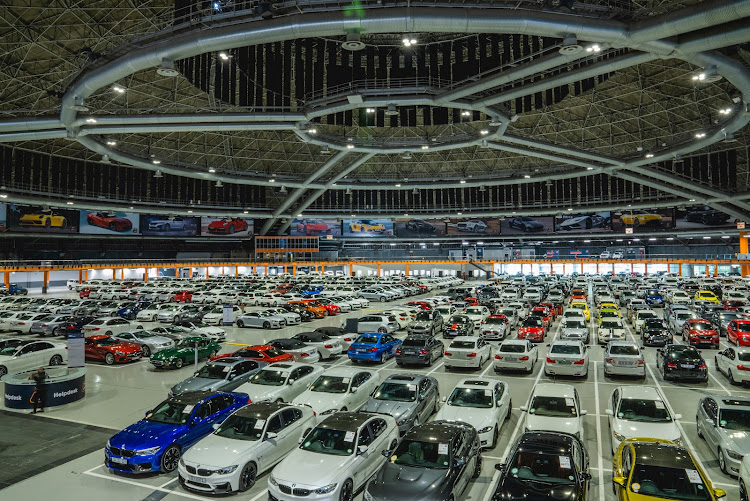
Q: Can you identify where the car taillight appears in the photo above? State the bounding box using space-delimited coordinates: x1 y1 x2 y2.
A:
444 351 452 356
573 359 585 365
369 347 378 352
699 364 707 370
605 358 614 364
546 357 555 364
92 327 100 331
419 349 428 355
348 346 354 351
667 362 677 368
519 356 530 361
301 352 309 357
466 352 477 358
738 365 750 371
325 344 333 349
636 360 645 366
495 355 502 360
396 348 402 354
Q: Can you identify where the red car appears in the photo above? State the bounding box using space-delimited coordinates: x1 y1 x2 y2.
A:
538 301 560 317
210 344 294 363
174 290 193 302
207 217 248 234
84 335 142 364
570 290 587 303
727 319 750 346
724 300 746 311
86 212 133 232
517 318 545 342
296 219 331 234
529 306 553 328
681 319 719 348
79 287 92 298
407 301 432 311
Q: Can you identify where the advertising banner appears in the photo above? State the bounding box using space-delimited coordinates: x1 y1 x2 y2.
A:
675 205 734 229
342 219 394 237
200 217 253 237
290 219 341 237
394 218 447 237
7 204 79 233
67 331 85 368
0 203 6 233
446 218 500 236
611 208 675 233
502 216 554 235
140 215 200 236
555 212 612 233
80 210 140 235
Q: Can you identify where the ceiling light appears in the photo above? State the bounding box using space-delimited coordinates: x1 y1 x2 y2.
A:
616 239 623 242
308 128 317 134
219 52 230 61
636 146 643 152
243 211 249 214
152 159 161 164
703 236 711 239
66 201 74 205
208 167 216 173
523 175 531 179
297 213 303 217
667 237 674 241
320 146 331 154
279 186 287 193
187 210 193 214
106 140 117 146
586 167 594 170
461 111 471 117
216 180 223 188
101 154 110 163
584 240 591 243
385 104 398 116
645 153 654 158
403 213 409 217
567 207 573 211
585 44 601 53
719 107 733 115
365 108 375 113
648 237 656 241
156 58 179 77
433 242 440 246
351 214 356 217
689 199 696 202
395 184 401 187
722 235 731 239
153 170 163 178
480 130 489 135
346 144 355 149
461 241 469 245
0 194 6 199
633 238 641 242
695 132 706 138
112 86 125 94
459 180 466 184
457 212 462 216
85 118 97 123
269 178 275 183
421 145 429 150
129 206 134 209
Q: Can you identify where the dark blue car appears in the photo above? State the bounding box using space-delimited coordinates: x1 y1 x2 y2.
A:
347 332 402 363
644 289 664 306
117 301 151 320
105 391 249 474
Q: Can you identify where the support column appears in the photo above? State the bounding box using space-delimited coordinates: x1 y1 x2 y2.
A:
84 270 88 282
144 269 149 282
630 263 633 274
235 266 239 277
206 266 210 279
377 263 382 277
78 269 83 284
549 262 553 276
405 263 410 276
741 232 750 276
4 271 10 287
714 263 719 277
349 264 353 277
579 262 583 274
120 269 125 280
705 264 709 277
188 268 193 278
596 263 599 274
678 263 682 276
644 263 648 277
43 270 49 293
293 265 297 275
321 265 325 275
112 269 116 280
252 265 257 275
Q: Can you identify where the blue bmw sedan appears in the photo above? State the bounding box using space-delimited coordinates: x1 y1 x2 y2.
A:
347 332 402 363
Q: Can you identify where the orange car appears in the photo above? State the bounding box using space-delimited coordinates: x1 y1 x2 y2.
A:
570 289 587 302
288 300 327 318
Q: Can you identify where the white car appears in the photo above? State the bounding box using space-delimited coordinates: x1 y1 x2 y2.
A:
715 346 750 385
201 305 242 325
135 303 173 322
464 306 491 329
605 385 682 454
560 318 589 342
434 378 511 448
291 332 343 360
668 290 692 305
8 312 50 333
598 318 627 344
174 322 227 342
179 402 316 494
444 336 492 370
236 362 325 403
600 251 611 259
634 309 660 334
83 317 143 336
236 311 287 329
356 314 399 334
382 308 415 330
603 341 645 378
266 307 302 326
493 339 539 373
434 305 457 317
268 412 399 501
291 367 380 417
521 383 587 440
612 251 624 259
268 339 321 363
0 311 31 332
544 340 589 378
561 309 586 323
0 340 68 377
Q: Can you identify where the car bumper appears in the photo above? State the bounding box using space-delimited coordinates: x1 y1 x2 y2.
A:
104 450 159 474
397 353 431 364
604 362 645 376
320 346 343 358
494 358 533 371
269 481 340 501
178 465 240 493
664 368 707 381
348 351 383 362
688 336 719 347
444 357 481 368
644 337 671 346
545 363 587 376
481 331 506 340
517 332 544 342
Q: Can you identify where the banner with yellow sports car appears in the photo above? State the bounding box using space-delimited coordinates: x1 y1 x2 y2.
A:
611 208 675 233
342 218 393 237
7 204 80 233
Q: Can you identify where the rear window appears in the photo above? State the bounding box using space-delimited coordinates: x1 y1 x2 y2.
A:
87 320 104 325
550 344 581 355
610 345 639 356
402 338 426 348
499 344 525 353
449 340 476 349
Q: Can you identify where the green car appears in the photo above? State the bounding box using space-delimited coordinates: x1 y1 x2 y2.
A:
150 337 220 369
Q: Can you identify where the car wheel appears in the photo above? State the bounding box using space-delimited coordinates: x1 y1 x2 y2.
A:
105 352 115 365
108 223 116 231
49 355 63 366
175 358 185 368
263 321 271 329
729 370 738 385
44 218 51 227
141 345 151 357
379 352 385 364
492 426 499 448
105 331 113 336
377 327 386 333
164 223 171 231
0 366 8 377
236 320 244 328
528 361 534 374
379 296 386 302
173 315 180 323
472 454 482 479
160 444 181 473
238 462 257 491
228 225 235 234
741 479 749 501
339 479 354 501
719 448 728 474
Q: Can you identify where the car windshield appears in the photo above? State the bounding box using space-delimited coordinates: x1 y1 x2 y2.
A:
300 427 355 456
550 344 581 355
610 345 640 356
195 364 230 380
529 396 577 417
564 321 586 329
373 382 416 402
391 439 450 469
356 335 379 344
737 324 750 334
414 312 432 321
466 308 484 315
449 340 476 349
600 321 621 329
485 317 505 325
176 338 198 348
507 451 576 484
629 464 710 500
676 312 694 320
251 369 288 386
617 398 672 422
94 337 119 346
639 312 658 320
521 319 542 328
214 413 264 441
669 347 700 360
447 387 493 408
499 344 526 354
309 375 349 394
718 409 750 431
690 323 712 331
146 400 193 425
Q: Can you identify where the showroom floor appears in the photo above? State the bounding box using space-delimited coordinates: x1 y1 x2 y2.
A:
0 286 744 500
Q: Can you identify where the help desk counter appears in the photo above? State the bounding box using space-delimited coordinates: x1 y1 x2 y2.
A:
3 366 86 409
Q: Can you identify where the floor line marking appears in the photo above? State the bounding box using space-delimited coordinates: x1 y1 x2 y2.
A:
158 477 178 488
82 471 206 501
594 360 606 501
83 464 104 475
426 360 445 375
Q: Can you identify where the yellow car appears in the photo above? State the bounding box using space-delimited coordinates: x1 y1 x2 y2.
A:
599 302 619 311
613 438 726 500
621 210 663 227
694 290 719 304
598 308 621 324
349 220 386 233
18 210 68 229
570 301 590 321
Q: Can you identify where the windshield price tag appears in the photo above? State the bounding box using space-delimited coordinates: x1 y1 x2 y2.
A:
438 443 449 455
565 398 574 407
344 431 355 442
686 469 702 484
407 384 416 391
254 419 266 430
485 389 492 396
559 456 571 469
342 378 350 384
654 401 665 409
223 366 230 372
182 404 194 414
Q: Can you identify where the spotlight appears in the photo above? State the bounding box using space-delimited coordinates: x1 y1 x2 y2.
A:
459 180 466 184
67 201 74 205
320 146 331 154
523 175 531 179
218 52 230 61
307 128 317 134
216 180 224 187
421 145 429 150
585 44 601 53
385 104 398 116
395 184 402 188
645 153 654 158
695 132 707 139
461 111 471 117
208 168 216 173
365 108 376 113
112 86 125 94
586 167 594 170
156 58 179 77
152 159 161 165
401 152 412 159
279 186 288 193
85 117 97 123
718 107 733 115
269 178 275 183
346 144 355 149
106 140 117 146
342 30 365 51
153 170 163 178
71 96 89 112
101 154 111 163
480 130 489 135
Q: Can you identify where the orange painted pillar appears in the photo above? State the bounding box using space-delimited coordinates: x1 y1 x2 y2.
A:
78 269 83 284
144 269 149 282
206 266 210 279
705 264 709 277
596 263 599 274
321 265 325 275
293 265 297 275
579 262 583 274
349 264 353 276
549 263 553 276
678 263 682 276
377 263 382 276
120 269 125 280
84 270 88 282
644 263 648 277
252 265 256 275
4 271 10 287
714 263 719 277
741 232 750 276
235 266 239 277
405 263 410 276
43 270 49 292
188 268 193 278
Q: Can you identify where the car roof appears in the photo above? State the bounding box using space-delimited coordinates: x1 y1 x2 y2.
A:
317 411 376 432
517 431 575 453
607 340 638 347
619 385 661 399
550 340 583 346
630 441 695 469
404 333 434 341
383 374 430 384
233 402 303 419
323 366 375 377
500 339 528 346
533 383 575 397
169 390 221 405
406 420 472 442
207 357 247 367
451 336 479 342
455 377 498 388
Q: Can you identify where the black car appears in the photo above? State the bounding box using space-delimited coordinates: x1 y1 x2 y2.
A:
405 219 437 234
56 315 95 336
641 318 667 334
685 205 730 225
365 420 481 501
642 327 673 347
656 344 708 382
493 431 591 501
708 310 741 336
281 303 314 321
408 310 444 336
699 302 724 319
396 334 445 367
508 216 545 232
444 314 474 339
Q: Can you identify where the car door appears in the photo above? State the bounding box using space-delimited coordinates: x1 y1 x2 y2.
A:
415 378 433 423
609 388 620 433
225 361 258 391
494 382 510 423
84 338 100 360
718 348 732 374
8 343 36 372
452 432 471 495
728 321 737 344
359 418 386 481
186 396 224 445
702 397 721 451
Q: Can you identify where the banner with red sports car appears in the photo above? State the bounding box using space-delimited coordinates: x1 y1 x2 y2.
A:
80 210 140 234
200 217 253 237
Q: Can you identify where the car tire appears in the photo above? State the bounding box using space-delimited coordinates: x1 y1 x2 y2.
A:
262 322 271 329
472 454 482 479
741 479 749 501
379 296 386 302
237 320 244 328
108 223 116 231
136 325 143 330
719 448 728 474
105 331 113 336
142 345 151 357
49 355 63 366
379 352 385 364
175 357 185 369
0 366 8 377
160 444 181 473
492 426 498 448
377 327 386 333
729 370 738 386
105 352 115 365
238 462 257 491
339 478 354 501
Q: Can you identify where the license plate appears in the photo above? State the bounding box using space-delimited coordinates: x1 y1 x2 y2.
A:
505 357 517 362
110 456 127 465
558 360 572 365
618 361 634 365
358 349 367 353
188 475 207 484
682 364 694 369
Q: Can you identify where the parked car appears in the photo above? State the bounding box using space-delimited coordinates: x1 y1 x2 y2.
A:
235 311 287 329
291 367 380 415
443 314 474 339
517 317 545 342
112 330 174 357
520 383 587 440
656 344 708 382
444 336 491 371
396 334 444 367
544 340 589 378
714 346 750 385
211 344 294 364
235 362 324 403
84 335 142 365
267 339 321 363
150 337 221 369
170 358 265 396
361 374 440 435
493 339 538 373
0 340 67 377
83 317 143 336
727 319 750 346
697 394 750 476
603 341 646 378
407 310 443 335
348 332 402 364
356 314 399 334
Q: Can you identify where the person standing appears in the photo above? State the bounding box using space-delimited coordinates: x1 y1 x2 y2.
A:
28 367 47 414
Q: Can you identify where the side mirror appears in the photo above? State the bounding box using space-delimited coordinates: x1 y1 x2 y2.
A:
212 423 220 430
496 400 503 407
612 476 626 487
454 458 466 468
675 414 682 420
288 379 296 385
381 449 391 458
605 409 613 416
714 488 727 499
144 410 152 417
520 406 528 412
190 417 200 426
441 396 447 403
266 432 278 440
706 418 716 427
580 472 592 482
494 463 505 472
580 410 588 416
357 445 369 455
350 387 358 394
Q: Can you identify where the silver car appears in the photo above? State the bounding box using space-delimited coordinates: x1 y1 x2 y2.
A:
560 318 589 342
29 314 72 337
356 314 399 334
359 374 440 435
112 330 174 357
235 311 287 329
603 341 645 378
169 357 266 396
697 395 750 477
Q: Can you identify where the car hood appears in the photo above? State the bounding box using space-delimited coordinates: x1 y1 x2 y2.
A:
103 341 141 353
369 463 448 501
182 433 258 467
495 476 580 501
110 419 183 449
236 382 286 402
435 405 495 431
292 392 346 413
612 419 680 442
526 415 582 436
360 399 416 422
273 449 357 486
562 327 588 336
722 430 750 454
171 377 226 395
208 221 227 228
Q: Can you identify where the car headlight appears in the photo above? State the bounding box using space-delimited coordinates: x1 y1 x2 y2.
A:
673 436 682 446
105 440 111 451
215 465 238 474
321 408 338 415
314 483 338 495
726 449 743 461
115 350 126 356
612 431 626 442
134 446 161 456
179 458 185 467
478 426 494 434
269 475 279 487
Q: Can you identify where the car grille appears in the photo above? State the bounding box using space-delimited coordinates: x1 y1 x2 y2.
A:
185 465 213 476
278 484 310 496
109 447 135 457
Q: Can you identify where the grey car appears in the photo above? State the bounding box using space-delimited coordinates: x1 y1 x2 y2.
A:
360 374 440 435
396 334 444 367
560 318 589 342
697 395 750 476
169 357 266 396
364 420 481 501
408 310 443 335
112 330 175 357
29 314 73 337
